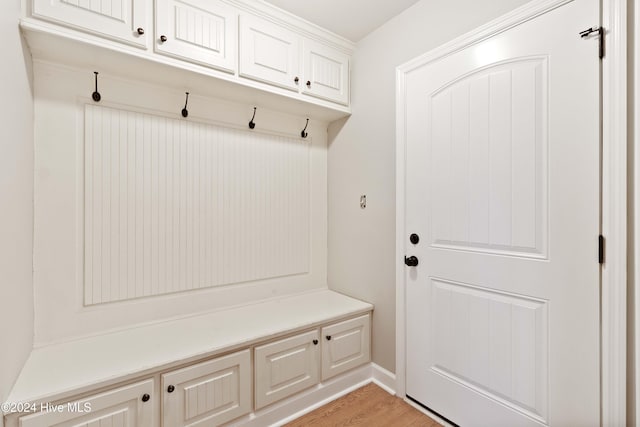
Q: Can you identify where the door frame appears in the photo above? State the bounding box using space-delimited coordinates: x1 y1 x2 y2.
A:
394 0 627 425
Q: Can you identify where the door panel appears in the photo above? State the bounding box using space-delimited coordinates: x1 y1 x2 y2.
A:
403 1 599 426
429 57 547 258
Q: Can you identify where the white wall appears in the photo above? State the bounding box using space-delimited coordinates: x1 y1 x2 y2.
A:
327 0 531 372
0 0 34 412
32 62 328 345
630 0 637 424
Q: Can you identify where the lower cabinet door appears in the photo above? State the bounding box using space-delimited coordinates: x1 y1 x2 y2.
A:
19 379 154 427
162 350 251 427
254 330 319 409
321 314 371 381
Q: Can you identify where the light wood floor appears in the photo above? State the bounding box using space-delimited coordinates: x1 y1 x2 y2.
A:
284 383 440 427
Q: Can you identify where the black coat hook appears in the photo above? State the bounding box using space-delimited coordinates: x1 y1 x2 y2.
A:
92 71 101 102
248 107 257 129
301 118 309 138
181 92 189 117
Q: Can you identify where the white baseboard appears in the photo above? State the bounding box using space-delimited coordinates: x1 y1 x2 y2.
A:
371 363 396 395
226 362 397 427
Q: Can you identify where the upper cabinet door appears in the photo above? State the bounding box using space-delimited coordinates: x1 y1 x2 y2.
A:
155 0 237 73
32 0 147 47
239 14 300 91
302 39 350 105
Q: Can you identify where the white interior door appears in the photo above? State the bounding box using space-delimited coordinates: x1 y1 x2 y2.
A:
403 1 600 426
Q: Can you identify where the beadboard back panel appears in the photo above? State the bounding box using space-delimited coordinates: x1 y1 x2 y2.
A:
32 62 326 345
84 105 310 305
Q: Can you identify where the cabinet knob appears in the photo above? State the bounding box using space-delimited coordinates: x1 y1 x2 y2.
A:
167 385 175 393
160 35 167 43
410 233 420 244
306 80 311 88
137 27 145 35
326 335 331 341
313 339 318 345
294 77 299 84
141 393 150 402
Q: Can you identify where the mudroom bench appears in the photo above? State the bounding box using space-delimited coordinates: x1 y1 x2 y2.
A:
3 290 373 427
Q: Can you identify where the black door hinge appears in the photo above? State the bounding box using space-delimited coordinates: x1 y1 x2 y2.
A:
579 26 604 59
599 235 605 264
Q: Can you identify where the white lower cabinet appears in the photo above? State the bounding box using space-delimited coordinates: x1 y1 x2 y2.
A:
18 379 154 427
162 349 251 427
321 314 371 381
254 330 320 409
11 314 371 426
253 314 371 409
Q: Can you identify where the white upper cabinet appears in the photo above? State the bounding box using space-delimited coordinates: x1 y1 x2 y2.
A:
24 0 353 116
302 39 350 105
238 14 350 104
32 0 148 47
239 14 301 91
155 0 237 73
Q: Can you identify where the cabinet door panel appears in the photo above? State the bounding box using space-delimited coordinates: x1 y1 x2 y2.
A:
321 315 370 381
239 14 300 91
32 0 147 47
162 350 251 427
302 39 350 105
155 0 237 73
254 330 319 409
19 380 154 427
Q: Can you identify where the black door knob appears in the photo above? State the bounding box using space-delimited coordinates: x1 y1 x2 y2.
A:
405 256 419 267
326 335 332 341
137 27 145 35
410 234 420 244
160 35 167 43
313 339 318 345
167 385 175 393
141 393 150 402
